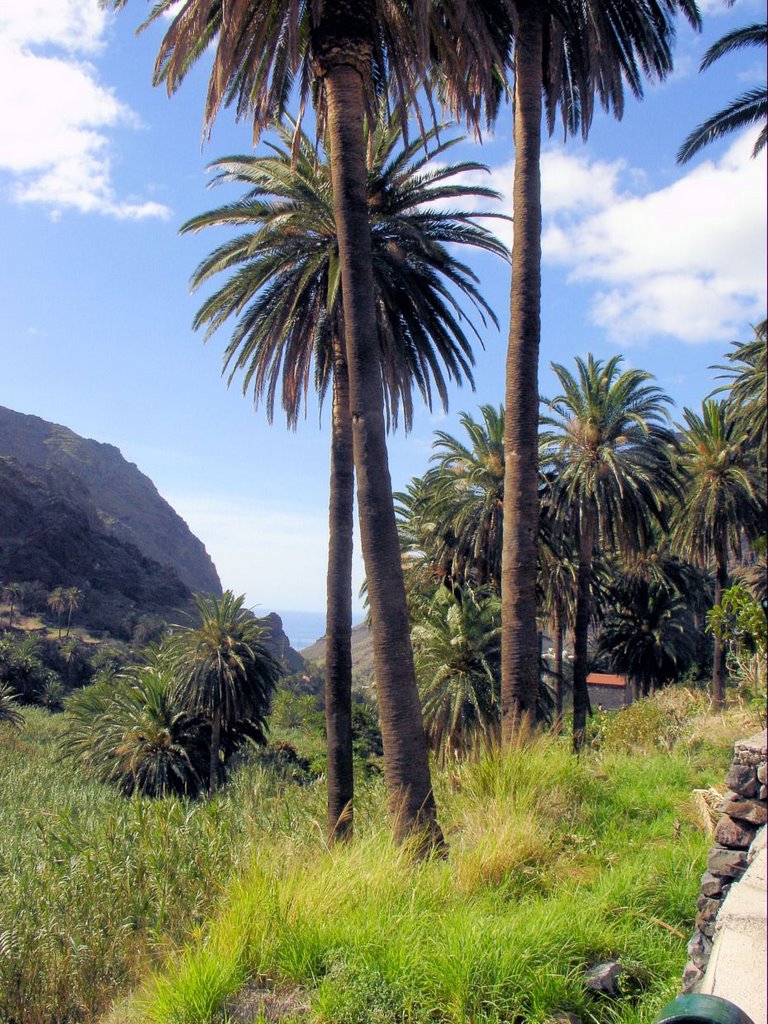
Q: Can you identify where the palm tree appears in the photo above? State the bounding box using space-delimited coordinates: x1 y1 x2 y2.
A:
162 591 282 795
540 355 679 750
0 683 24 729
47 586 65 640
595 576 695 698
63 587 82 638
110 0 511 848
713 319 767 457
678 15 767 163
672 400 765 707
483 0 701 741
2 583 23 628
62 667 210 798
537 522 577 733
182 114 506 839
411 405 506 592
412 590 501 764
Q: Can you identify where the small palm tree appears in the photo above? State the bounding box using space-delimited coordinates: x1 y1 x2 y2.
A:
0 683 24 728
63 587 82 638
412 591 501 764
540 355 679 750
62 667 209 798
672 400 765 706
47 587 65 640
162 591 282 795
3 583 23 628
678 16 767 163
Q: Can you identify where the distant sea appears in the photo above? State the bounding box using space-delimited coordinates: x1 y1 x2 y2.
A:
271 610 322 651
274 610 365 652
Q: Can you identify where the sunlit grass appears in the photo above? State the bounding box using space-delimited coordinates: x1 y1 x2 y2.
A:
0 693 756 1023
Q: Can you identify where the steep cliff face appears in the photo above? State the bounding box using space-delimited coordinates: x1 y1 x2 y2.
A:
0 406 221 596
0 456 192 631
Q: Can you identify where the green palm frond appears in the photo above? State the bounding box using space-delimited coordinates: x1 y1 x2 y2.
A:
671 400 765 566
540 354 679 557
181 108 508 431
678 20 767 163
163 591 281 733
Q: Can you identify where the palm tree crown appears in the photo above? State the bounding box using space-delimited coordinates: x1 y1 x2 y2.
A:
678 19 767 163
399 405 506 593
163 591 281 793
672 400 764 566
540 355 679 550
181 113 506 429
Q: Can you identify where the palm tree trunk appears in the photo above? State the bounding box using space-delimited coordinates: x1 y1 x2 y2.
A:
553 603 564 735
325 336 355 843
712 536 728 709
501 2 544 740
209 706 221 796
572 504 596 752
322 52 443 850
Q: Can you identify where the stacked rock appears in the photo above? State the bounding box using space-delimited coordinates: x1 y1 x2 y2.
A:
682 731 767 993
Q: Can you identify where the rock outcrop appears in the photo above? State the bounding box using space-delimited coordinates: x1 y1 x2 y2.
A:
0 455 191 632
0 405 221 595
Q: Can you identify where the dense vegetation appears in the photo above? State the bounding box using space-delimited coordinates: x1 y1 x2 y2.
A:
0 692 760 1023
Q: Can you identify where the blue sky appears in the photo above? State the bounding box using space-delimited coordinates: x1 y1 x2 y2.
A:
0 0 765 617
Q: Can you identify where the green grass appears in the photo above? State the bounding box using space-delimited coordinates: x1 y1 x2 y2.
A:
0 695 757 1024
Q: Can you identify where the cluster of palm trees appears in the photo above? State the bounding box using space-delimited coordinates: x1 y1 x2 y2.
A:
398 334 766 755
63 591 282 798
108 0 767 849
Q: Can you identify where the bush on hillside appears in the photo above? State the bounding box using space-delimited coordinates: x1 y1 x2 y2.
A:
590 687 711 754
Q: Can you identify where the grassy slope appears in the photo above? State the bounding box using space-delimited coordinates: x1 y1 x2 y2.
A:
0 696 759 1024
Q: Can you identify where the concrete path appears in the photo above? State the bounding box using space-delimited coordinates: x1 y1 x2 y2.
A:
698 825 767 1024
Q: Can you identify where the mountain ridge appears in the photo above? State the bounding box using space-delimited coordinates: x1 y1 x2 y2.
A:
0 405 221 596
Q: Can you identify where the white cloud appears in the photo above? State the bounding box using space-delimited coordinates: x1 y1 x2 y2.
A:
0 0 170 219
542 134 766 343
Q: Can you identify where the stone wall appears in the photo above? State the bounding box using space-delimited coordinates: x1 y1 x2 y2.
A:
682 730 768 992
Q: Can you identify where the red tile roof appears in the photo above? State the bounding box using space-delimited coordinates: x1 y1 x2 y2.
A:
587 673 629 688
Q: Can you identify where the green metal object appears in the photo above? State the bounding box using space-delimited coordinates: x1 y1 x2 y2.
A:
655 994 756 1024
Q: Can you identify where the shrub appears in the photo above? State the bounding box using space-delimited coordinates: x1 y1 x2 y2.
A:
592 688 710 753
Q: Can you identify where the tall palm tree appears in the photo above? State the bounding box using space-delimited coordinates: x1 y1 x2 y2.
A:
182 114 506 839
162 591 282 795
111 0 507 848
537 521 577 733
540 355 679 750
497 0 701 740
678 15 767 163
672 400 765 707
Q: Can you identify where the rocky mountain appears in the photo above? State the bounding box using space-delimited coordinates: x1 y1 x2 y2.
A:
0 455 192 634
0 405 220 595
301 621 374 683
